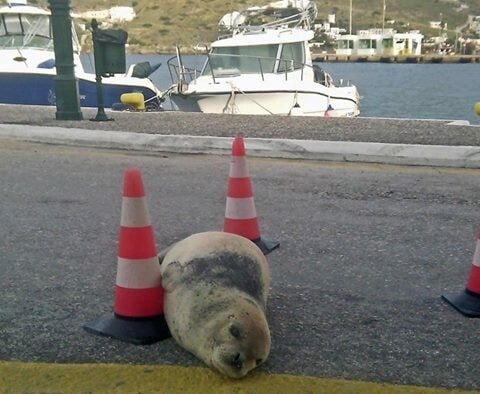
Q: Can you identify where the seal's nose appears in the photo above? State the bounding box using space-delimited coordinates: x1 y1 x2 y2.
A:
231 353 243 369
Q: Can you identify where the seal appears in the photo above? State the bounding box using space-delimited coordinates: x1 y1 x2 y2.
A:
159 231 271 378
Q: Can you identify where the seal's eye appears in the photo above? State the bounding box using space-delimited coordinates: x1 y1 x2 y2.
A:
256 359 263 366
229 324 241 338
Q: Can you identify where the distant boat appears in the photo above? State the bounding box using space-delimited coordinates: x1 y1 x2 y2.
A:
167 0 360 117
0 0 163 109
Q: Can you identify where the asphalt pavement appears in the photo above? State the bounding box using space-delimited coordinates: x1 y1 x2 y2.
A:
0 140 479 391
1 106 480 392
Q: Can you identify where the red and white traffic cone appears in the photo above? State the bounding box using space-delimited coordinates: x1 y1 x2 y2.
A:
223 136 279 255
442 231 480 317
84 168 170 344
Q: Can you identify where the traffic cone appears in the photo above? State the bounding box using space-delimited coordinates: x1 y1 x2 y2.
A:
223 136 279 255
84 168 171 344
442 231 480 317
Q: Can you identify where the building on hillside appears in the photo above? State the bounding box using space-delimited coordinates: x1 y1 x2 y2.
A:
430 21 447 30
336 29 423 56
109 7 136 23
77 7 135 23
78 10 110 21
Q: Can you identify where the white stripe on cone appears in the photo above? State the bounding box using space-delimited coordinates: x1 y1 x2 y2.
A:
116 257 162 289
229 157 249 178
225 197 257 219
473 238 480 267
121 197 151 228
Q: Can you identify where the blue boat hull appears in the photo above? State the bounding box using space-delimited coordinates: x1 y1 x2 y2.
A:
0 72 158 108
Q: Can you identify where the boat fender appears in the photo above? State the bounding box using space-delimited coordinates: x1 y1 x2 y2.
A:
475 102 480 116
120 92 145 111
37 59 55 69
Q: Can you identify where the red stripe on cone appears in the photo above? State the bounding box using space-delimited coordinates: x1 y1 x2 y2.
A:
123 168 145 198
224 217 260 240
465 233 480 294
118 226 157 260
227 178 253 198
114 286 164 317
466 265 480 294
232 136 245 156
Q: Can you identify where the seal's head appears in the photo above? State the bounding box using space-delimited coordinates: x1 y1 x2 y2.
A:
210 305 271 378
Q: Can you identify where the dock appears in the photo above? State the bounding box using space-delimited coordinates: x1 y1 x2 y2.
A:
312 53 480 64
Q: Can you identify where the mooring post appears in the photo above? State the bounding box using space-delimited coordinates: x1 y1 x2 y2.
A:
48 0 83 120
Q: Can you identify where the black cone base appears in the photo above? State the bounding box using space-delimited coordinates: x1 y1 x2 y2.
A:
84 313 171 345
253 238 280 256
441 289 480 318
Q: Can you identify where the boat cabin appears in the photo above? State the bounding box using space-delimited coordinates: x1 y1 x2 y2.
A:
0 0 79 52
202 28 314 77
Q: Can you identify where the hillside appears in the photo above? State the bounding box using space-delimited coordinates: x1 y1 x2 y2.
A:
34 0 480 53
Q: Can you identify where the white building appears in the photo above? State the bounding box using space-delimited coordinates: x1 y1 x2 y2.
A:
109 7 136 23
430 21 447 30
336 29 423 56
78 10 110 20
77 7 136 23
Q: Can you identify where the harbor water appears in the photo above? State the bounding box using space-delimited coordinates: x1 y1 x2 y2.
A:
81 54 480 124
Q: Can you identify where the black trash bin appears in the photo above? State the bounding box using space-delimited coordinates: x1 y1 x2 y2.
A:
93 26 128 75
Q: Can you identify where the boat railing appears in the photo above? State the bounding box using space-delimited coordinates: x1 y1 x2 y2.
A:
167 56 201 84
168 52 353 87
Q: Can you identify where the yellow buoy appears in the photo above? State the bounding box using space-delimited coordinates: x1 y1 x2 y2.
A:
120 92 145 111
474 102 480 116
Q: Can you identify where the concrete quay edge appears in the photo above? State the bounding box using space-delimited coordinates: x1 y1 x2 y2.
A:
1 123 479 168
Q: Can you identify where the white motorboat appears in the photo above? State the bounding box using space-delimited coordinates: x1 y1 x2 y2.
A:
168 0 360 117
0 0 163 109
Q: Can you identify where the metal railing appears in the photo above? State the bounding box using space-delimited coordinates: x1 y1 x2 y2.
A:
167 52 352 87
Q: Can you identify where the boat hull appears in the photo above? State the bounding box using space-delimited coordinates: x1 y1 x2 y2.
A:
170 89 359 117
0 71 159 108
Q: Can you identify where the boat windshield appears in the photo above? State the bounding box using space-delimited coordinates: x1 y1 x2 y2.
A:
0 13 52 49
202 41 306 77
203 44 279 76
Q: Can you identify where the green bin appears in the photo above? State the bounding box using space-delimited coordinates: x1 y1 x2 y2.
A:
93 28 128 76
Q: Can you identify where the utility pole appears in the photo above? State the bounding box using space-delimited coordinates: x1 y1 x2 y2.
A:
48 0 83 120
349 0 352 35
382 0 386 32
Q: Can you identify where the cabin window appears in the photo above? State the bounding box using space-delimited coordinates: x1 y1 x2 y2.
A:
277 42 304 72
0 17 5 36
203 44 278 76
382 38 393 48
2 14 23 35
22 14 51 38
337 39 354 50
359 39 376 49
0 14 52 48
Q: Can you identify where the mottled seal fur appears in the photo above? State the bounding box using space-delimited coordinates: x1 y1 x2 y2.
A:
159 231 270 378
